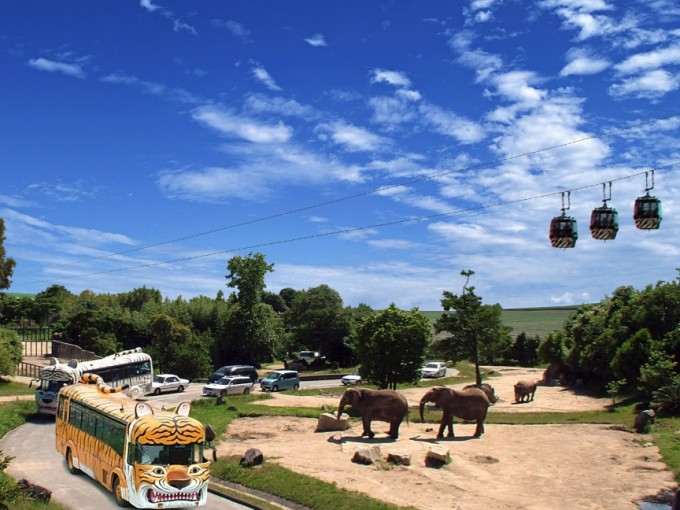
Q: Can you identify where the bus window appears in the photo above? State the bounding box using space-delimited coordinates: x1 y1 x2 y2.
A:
136 444 200 466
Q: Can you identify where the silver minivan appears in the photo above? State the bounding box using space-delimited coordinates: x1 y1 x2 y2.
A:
259 370 300 392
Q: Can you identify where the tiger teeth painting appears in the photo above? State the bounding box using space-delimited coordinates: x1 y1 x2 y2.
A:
55 373 211 508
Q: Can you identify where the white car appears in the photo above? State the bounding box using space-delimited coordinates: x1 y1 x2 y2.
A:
341 372 362 385
150 374 190 395
203 375 254 397
421 362 447 378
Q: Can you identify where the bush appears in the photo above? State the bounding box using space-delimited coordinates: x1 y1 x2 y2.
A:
653 376 680 417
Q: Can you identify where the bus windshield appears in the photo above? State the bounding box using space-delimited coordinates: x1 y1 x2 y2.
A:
41 380 68 392
135 443 203 466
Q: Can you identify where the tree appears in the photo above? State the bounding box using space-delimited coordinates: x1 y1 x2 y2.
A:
147 314 211 379
434 270 511 386
0 328 21 377
355 304 430 389
214 253 281 367
285 284 353 366
0 219 16 291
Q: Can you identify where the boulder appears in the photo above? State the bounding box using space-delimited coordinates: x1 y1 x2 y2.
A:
17 479 51 502
634 409 655 433
316 412 350 432
387 452 411 466
239 448 264 468
351 446 382 465
425 446 451 468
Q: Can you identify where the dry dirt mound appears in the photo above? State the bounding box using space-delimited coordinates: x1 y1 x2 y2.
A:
220 368 678 510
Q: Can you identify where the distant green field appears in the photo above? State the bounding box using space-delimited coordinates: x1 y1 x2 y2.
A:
421 305 580 339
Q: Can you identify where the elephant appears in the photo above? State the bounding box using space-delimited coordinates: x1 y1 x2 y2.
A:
336 387 409 439
463 383 497 404
514 380 538 403
419 386 490 439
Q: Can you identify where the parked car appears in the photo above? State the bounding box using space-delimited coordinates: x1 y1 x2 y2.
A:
260 370 300 392
207 365 259 383
341 372 362 385
298 351 320 363
421 361 447 378
203 375 254 397
149 374 189 395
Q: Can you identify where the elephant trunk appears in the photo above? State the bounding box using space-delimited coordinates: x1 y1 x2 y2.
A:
419 399 427 423
337 397 347 418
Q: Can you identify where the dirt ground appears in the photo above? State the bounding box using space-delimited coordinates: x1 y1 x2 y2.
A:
218 367 679 510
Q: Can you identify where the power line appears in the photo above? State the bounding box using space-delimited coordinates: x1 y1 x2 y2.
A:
38 162 677 283
37 113 679 272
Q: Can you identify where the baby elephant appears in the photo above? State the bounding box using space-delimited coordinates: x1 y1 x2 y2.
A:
514 380 537 403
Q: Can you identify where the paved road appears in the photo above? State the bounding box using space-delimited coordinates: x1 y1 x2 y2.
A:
0 421 252 510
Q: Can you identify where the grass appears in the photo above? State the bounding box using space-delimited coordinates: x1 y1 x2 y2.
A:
420 306 579 339
211 455 418 510
0 401 67 510
0 378 36 397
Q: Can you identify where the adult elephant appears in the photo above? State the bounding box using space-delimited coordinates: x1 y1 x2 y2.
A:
514 380 538 403
419 386 490 439
336 388 409 439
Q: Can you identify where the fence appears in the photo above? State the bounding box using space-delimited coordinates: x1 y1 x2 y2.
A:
16 362 42 380
5 326 54 342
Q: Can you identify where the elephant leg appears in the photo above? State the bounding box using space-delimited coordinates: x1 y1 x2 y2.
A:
362 416 374 438
388 421 399 439
474 419 484 437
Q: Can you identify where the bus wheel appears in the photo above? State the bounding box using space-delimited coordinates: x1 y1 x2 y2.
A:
66 449 80 475
113 477 130 507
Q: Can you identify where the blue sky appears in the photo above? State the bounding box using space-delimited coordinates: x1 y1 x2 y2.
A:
1 0 679 310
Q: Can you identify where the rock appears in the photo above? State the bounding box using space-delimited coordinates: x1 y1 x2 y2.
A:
239 448 264 467
634 409 655 433
17 479 51 502
316 412 350 432
352 446 382 465
387 452 411 466
425 446 451 468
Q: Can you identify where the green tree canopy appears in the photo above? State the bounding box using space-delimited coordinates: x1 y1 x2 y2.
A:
285 284 353 366
434 270 511 386
0 219 16 291
147 314 211 379
355 303 430 389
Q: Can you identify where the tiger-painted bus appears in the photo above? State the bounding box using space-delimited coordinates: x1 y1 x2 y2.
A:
56 374 210 508
34 347 153 415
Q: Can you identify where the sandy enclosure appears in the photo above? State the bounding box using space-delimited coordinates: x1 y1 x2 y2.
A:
218 368 678 510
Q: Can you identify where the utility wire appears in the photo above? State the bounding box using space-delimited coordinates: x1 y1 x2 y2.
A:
40 162 677 283
39 113 679 271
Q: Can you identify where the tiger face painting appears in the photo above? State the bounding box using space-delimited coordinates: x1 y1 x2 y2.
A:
129 407 210 507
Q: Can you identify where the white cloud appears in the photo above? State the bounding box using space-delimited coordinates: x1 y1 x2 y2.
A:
139 0 160 12
304 33 327 47
418 103 485 144
243 94 318 120
368 238 420 250
158 167 270 201
316 122 389 152
101 72 201 104
212 19 249 39
615 44 680 75
560 49 610 76
370 69 412 88
609 69 680 98
251 65 282 91
368 96 418 127
0 195 34 208
27 58 85 79
491 71 545 103
539 0 623 40
173 19 197 35
192 105 293 143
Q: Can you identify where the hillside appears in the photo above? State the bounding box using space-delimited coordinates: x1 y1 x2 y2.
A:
422 305 580 339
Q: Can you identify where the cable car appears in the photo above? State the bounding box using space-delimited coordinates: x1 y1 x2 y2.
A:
550 213 578 248
634 171 662 230
590 182 618 241
590 206 619 240
550 192 578 248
